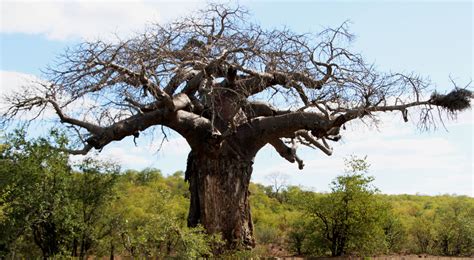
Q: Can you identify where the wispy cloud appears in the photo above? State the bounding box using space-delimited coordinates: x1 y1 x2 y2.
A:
70 134 191 174
0 70 101 123
0 70 58 121
0 70 39 96
153 137 191 157
1 0 201 41
253 113 473 196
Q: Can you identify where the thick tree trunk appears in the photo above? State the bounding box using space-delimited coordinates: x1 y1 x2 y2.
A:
185 150 255 250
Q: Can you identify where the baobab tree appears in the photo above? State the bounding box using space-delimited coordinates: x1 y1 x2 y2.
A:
2 4 471 250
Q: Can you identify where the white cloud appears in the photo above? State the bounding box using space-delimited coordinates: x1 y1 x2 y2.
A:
0 70 59 121
154 136 191 157
253 112 473 196
70 134 191 174
0 70 39 96
94 145 153 168
70 137 158 170
1 0 202 41
0 70 102 122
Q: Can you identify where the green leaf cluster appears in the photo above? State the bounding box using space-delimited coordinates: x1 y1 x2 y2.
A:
250 156 474 257
0 130 220 258
1 132 472 258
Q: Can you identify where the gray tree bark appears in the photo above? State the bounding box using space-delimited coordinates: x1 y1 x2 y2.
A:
185 148 255 249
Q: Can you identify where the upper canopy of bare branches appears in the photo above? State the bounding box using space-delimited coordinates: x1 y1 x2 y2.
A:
2 4 471 167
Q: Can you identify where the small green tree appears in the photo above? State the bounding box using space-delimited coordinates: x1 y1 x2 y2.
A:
306 156 388 256
95 170 219 258
410 212 435 254
382 213 406 253
0 130 75 258
70 157 120 258
287 216 311 255
433 197 474 256
283 185 317 256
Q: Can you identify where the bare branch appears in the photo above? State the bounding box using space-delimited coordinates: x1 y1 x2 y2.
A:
46 97 103 134
269 139 296 163
269 138 305 169
296 130 333 156
2 3 470 160
62 144 93 155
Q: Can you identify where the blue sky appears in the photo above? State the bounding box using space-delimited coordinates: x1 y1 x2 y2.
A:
1 0 472 195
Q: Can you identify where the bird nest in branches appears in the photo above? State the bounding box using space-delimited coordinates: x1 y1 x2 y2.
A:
430 88 472 113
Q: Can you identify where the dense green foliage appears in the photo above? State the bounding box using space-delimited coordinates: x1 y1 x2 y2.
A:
1 132 473 258
251 158 474 257
0 130 75 257
301 157 388 256
0 131 219 258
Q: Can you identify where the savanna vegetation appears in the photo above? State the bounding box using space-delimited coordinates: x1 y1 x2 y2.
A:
1 131 472 258
2 3 472 250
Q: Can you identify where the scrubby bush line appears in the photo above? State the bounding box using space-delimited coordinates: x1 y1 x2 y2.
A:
1 132 472 257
